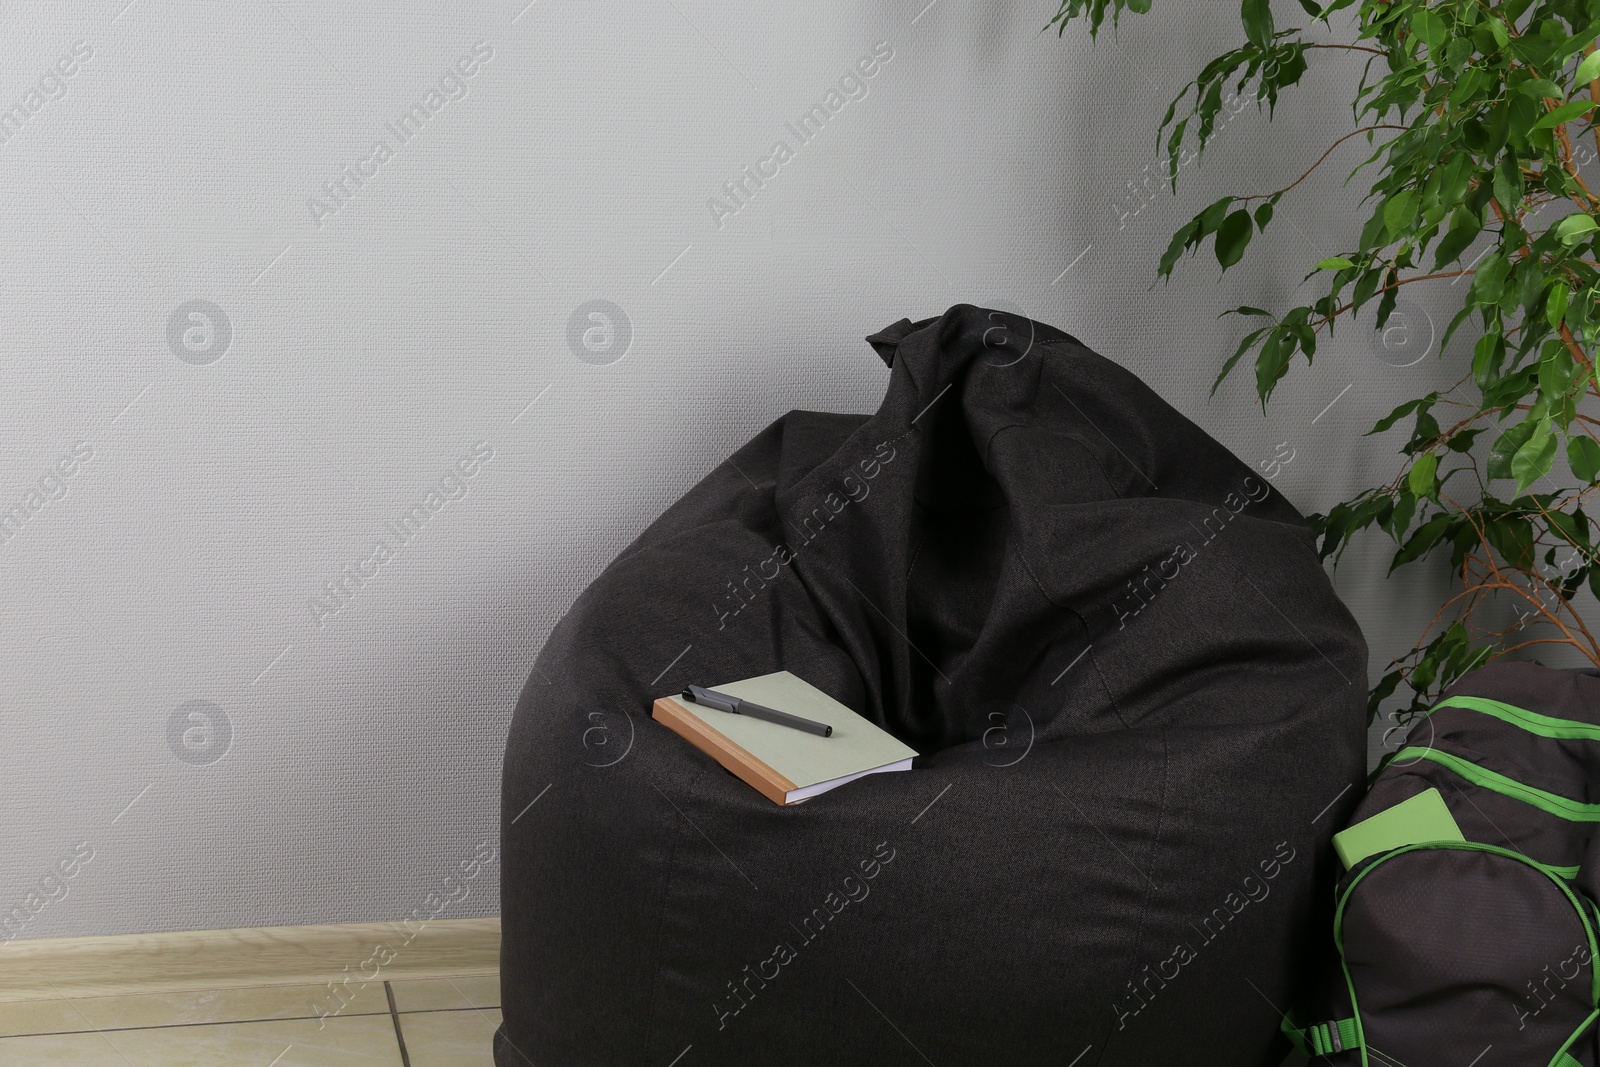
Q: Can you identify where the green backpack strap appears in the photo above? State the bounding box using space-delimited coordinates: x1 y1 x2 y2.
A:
1281 1012 1359 1056
1555 1053 1584 1067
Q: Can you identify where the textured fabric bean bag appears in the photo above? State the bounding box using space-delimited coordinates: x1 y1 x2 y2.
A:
497 304 1368 1066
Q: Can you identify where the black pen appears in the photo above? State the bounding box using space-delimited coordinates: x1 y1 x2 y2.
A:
682 684 833 737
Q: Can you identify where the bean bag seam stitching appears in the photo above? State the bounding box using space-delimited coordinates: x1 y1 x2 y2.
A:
904 508 929 582
1037 389 1130 503
981 413 1132 731
1094 725 1170 1065
642 763 710 1057
991 474 1131 731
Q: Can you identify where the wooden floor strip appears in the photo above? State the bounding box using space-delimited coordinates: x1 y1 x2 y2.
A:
0 918 500 1003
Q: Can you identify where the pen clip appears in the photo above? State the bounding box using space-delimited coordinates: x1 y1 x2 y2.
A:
683 684 739 713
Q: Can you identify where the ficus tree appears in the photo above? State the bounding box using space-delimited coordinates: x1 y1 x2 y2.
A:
1051 0 1600 736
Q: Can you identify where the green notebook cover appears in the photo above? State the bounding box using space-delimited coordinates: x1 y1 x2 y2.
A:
1332 787 1464 869
657 670 918 803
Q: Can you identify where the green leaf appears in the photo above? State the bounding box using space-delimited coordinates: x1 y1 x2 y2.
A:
1433 207 1482 270
1215 209 1253 269
1556 213 1599 245
1407 409 1440 454
1515 259 1547 319
1366 667 1402 723
1474 253 1511 301
1570 436 1600 482
1485 514 1536 570
1485 99 1513 156
1579 49 1600 87
1317 256 1355 270
1353 265 1383 310
1391 513 1453 572
1410 650 1439 695
1540 341 1580 428
1513 417 1557 494
1158 218 1200 279
1164 117 1188 192
1381 490 1417 542
1533 99 1597 131
1548 507 1592 554
1375 268 1399 331
1547 283 1572 329
1411 8 1445 52
1517 78 1565 98
1456 317 1492 367
1199 196 1232 233
1254 328 1290 403
1473 334 1505 389
1488 419 1539 481
1439 153 1475 206
1367 394 1433 436
1452 68 1485 108
1408 452 1439 500
1484 367 1540 420
1158 198 1232 278
1493 154 1523 218
1384 190 1419 239
1210 326 1268 396
1241 0 1274 49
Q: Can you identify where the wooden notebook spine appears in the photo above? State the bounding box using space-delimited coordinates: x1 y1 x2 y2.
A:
651 698 798 806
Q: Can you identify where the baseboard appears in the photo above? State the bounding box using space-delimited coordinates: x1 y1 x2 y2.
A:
0 917 500 1003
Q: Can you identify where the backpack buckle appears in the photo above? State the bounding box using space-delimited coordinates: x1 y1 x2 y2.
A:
1311 1020 1345 1054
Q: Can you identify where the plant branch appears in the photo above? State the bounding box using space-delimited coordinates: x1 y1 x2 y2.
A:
1236 125 1409 205
1305 43 1390 55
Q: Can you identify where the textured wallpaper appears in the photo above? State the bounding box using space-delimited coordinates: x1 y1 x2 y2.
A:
0 0 1551 941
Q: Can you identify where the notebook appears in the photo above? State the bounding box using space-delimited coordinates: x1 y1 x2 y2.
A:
1332 787 1465 869
650 670 918 806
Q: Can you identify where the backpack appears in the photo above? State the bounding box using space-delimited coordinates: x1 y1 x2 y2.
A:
1284 659 1600 1066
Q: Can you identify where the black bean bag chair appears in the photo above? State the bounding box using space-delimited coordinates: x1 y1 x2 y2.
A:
497 304 1367 1067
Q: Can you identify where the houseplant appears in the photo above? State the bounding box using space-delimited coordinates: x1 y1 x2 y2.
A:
1051 0 1600 737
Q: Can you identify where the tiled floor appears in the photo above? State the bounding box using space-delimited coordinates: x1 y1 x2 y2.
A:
0 974 500 1066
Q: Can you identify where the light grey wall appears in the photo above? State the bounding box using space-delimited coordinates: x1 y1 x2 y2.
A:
0 0 1519 940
